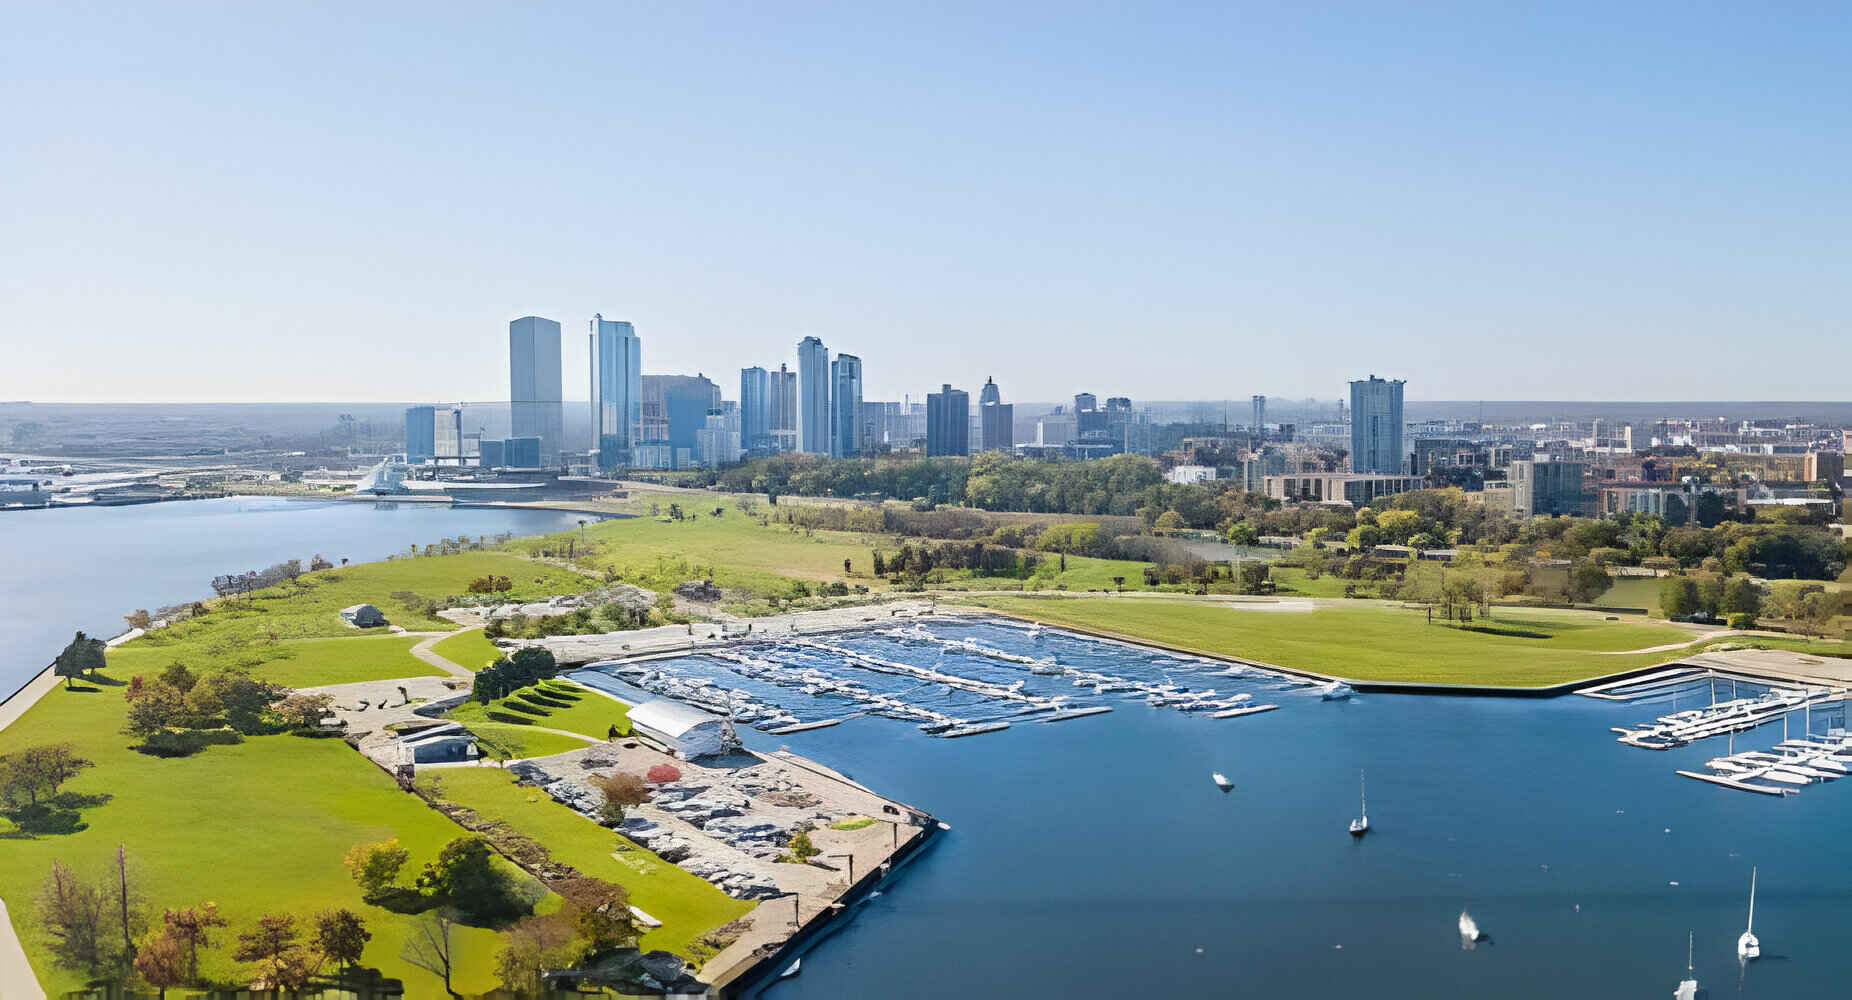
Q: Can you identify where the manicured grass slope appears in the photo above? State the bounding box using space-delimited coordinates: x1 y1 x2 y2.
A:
420 768 754 958
108 633 443 688
969 597 1708 685
444 680 630 760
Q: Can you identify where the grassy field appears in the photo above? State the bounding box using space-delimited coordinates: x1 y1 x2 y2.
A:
965 595 1711 685
114 552 592 683
108 633 444 688
430 627 503 672
444 679 631 759
0 675 513 995
1600 575 1662 613
418 769 755 958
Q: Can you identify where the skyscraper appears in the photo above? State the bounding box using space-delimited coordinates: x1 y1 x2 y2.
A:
1251 394 1267 433
509 316 564 465
926 384 970 457
796 336 830 454
592 315 642 462
1348 375 1406 474
643 374 723 465
404 405 435 464
830 354 863 458
740 367 771 454
769 364 798 453
978 377 1014 452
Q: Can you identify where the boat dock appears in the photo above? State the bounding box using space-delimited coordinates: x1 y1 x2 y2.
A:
1675 770 1794 797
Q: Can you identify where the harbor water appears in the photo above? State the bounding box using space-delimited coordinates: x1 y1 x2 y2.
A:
586 620 1852 999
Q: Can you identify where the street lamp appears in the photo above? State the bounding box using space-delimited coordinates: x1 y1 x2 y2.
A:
827 852 855 884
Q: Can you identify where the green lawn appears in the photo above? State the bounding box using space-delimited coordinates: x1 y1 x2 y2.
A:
108 633 443 688
113 552 592 687
417 768 754 958
430 627 503 672
965 596 1710 686
1600 575 1662 613
445 679 631 759
0 672 513 996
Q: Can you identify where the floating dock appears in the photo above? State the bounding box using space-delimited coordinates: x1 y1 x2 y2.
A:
1676 770 1793 797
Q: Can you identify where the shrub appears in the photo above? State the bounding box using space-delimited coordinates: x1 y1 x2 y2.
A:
645 764 681 784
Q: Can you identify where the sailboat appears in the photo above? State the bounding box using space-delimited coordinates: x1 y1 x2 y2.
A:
1349 770 1369 837
1674 931 1697 1000
1737 866 1760 960
1212 772 1233 792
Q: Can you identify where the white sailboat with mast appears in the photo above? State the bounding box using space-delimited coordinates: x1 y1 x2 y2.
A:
1674 931 1697 1000
1737 866 1760 960
1349 770 1369 837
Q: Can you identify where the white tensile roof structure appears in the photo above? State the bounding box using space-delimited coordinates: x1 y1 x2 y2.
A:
628 698 737 759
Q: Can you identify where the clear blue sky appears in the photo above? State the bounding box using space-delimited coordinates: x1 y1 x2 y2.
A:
5 3 1848 404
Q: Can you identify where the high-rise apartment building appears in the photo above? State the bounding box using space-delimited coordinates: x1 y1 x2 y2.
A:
1510 459 1588 517
591 315 642 463
509 316 564 465
1251 394 1267 432
770 364 798 453
926 384 970 457
642 374 723 464
404 406 436 464
796 336 830 454
1348 375 1406 475
978 377 1014 452
740 366 772 454
830 354 863 458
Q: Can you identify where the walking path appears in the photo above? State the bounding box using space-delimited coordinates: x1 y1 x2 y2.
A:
0 900 45 1000
409 630 475 678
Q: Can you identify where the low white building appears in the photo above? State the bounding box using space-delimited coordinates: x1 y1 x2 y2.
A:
628 698 739 760
1165 465 1218 485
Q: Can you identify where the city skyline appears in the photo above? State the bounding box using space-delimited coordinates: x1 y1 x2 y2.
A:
9 5 1852 404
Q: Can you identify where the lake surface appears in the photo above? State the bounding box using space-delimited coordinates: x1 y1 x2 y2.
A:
0 497 586 696
597 620 1852 999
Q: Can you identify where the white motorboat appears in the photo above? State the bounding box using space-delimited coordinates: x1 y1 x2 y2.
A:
1458 908 1481 943
780 958 802 979
1674 932 1697 1000
1737 867 1760 961
1212 772 1233 792
1349 771 1369 837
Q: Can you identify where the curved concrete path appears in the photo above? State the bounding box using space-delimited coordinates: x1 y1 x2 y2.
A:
409 629 477 678
0 900 45 1000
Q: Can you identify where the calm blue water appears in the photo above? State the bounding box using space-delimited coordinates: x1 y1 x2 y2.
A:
0 497 586 695
603 623 1852 999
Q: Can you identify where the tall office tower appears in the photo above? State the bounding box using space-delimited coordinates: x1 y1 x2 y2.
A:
642 374 723 467
509 316 564 465
1251 394 1267 432
740 367 771 454
592 315 642 463
1348 375 1406 474
769 364 798 453
404 405 436 464
796 336 831 453
830 354 864 458
433 405 465 465
926 384 970 457
978 377 1014 452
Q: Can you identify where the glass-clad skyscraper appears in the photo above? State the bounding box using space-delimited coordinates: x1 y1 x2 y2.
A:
796 336 830 454
592 314 642 464
509 316 563 465
830 354 863 458
1348 375 1406 474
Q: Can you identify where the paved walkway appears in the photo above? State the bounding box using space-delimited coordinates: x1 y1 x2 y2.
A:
409 629 475 678
0 900 45 1000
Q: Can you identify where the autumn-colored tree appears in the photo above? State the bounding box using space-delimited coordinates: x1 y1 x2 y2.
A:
161 902 227 983
587 772 650 823
37 860 107 972
343 840 410 899
271 692 334 730
784 829 819 862
312 908 371 987
645 763 681 784
133 925 188 998
233 913 312 993
495 911 582 995
553 877 634 952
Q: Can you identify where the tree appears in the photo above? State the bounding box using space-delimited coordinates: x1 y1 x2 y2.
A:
271 692 334 730
343 840 410 899
552 876 634 952
1564 561 1613 605
401 909 461 998
159 902 226 984
1694 491 1728 528
784 829 819 861
312 909 371 987
0 743 94 809
588 772 650 824
496 911 581 995
133 924 188 998
1659 577 1700 619
37 860 107 973
417 836 529 923
53 631 107 688
123 609 153 630
233 913 311 993
109 844 145 970
1720 576 1762 625
843 558 852 575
